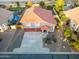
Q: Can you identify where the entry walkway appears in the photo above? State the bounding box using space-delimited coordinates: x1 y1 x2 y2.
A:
13 32 49 53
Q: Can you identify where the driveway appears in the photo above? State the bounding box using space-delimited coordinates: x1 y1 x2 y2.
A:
0 29 16 52
13 32 49 53
7 29 24 52
0 29 24 52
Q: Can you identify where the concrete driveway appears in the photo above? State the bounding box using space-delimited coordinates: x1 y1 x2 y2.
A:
13 32 49 53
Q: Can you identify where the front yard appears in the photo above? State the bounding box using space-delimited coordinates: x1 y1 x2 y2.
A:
63 26 79 52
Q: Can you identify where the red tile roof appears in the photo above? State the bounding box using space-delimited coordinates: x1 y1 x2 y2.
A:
20 5 57 25
34 7 57 25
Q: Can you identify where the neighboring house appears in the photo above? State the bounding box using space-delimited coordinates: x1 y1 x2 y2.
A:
0 8 13 32
65 7 79 32
20 4 57 32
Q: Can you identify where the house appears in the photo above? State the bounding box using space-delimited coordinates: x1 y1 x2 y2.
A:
0 8 13 32
65 7 79 32
20 4 57 32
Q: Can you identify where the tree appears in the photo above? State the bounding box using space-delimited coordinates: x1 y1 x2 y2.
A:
39 1 45 8
54 0 64 12
25 2 27 7
46 5 53 10
64 27 72 39
54 0 67 22
16 1 20 7
59 13 67 21
26 1 33 8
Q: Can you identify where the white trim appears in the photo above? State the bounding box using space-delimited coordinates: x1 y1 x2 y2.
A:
75 25 79 31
